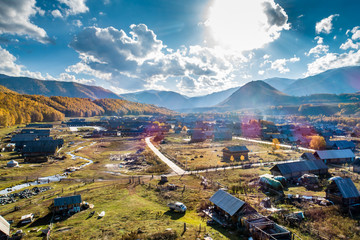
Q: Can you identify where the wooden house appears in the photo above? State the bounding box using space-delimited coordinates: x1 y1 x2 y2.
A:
0 215 10 240
326 177 360 206
314 149 355 164
53 195 82 214
326 140 356 151
352 158 360 173
209 190 256 225
222 146 249 161
300 152 317 161
270 160 328 179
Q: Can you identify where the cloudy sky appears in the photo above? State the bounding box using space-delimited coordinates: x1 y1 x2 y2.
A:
0 0 360 96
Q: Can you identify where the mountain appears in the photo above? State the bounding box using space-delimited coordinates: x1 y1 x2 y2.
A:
0 85 174 127
284 66 360 96
218 81 297 110
0 74 123 100
122 90 189 110
263 77 296 91
189 87 239 108
122 87 239 110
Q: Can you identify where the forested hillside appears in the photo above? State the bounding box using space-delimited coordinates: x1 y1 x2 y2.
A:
0 86 174 127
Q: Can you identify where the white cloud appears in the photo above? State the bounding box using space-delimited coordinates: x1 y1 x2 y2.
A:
0 0 50 43
263 54 270 59
59 0 89 16
315 14 339 34
73 20 83 27
351 26 360 40
340 39 360 50
205 0 290 52
305 37 329 57
270 56 300 73
306 50 360 76
58 73 94 84
67 24 247 95
258 70 265 75
315 36 323 44
0 46 23 76
51 9 63 18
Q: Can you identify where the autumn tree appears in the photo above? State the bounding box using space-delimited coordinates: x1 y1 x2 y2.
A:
272 138 280 151
310 136 326 150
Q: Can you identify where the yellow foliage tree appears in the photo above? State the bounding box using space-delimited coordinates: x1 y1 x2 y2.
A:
310 136 326 150
230 155 234 162
272 138 280 150
240 155 245 161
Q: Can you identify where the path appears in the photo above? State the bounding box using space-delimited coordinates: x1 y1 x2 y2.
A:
233 136 315 152
145 137 186 175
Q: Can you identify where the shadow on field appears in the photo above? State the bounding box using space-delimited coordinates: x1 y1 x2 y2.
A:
27 213 52 228
164 210 185 220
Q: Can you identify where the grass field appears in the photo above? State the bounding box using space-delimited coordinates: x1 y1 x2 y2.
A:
160 134 302 170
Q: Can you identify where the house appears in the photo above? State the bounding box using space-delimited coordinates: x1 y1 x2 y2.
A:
26 123 53 128
209 190 255 225
326 140 356 151
326 177 360 206
53 195 82 214
222 146 249 161
270 160 328 179
190 129 207 143
0 215 10 240
213 131 232 141
21 139 64 162
20 129 50 137
314 149 355 164
301 152 317 161
6 160 19 167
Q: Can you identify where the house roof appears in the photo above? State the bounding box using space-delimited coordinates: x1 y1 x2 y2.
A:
54 195 82 207
301 153 317 161
315 149 355 160
223 146 249 153
11 134 37 142
0 215 10 236
330 177 360 199
209 190 245 216
328 140 356 149
270 160 328 176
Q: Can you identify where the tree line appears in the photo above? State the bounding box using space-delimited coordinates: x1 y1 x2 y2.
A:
0 86 174 127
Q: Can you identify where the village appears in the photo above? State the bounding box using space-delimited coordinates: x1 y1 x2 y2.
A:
0 114 360 240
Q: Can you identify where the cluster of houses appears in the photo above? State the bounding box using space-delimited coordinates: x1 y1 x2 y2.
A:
10 128 64 163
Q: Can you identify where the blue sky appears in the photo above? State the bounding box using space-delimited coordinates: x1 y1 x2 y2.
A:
0 0 359 96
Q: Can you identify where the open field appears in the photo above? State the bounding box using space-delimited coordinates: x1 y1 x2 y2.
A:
160 134 303 170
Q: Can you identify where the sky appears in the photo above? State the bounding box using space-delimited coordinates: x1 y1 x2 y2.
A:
0 0 360 97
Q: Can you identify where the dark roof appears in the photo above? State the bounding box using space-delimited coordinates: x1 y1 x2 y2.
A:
301 153 317 161
330 177 360 199
223 146 249 153
209 190 245 216
270 160 328 176
315 149 355 160
22 139 63 155
11 134 37 142
54 195 82 207
329 140 356 149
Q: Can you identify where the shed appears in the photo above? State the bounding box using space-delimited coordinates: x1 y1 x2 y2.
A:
327 140 356 151
0 215 10 239
314 149 355 164
326 177 360 206
270 160 328 179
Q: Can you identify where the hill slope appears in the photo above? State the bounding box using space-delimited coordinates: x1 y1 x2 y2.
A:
218 81 297 110
284 66 360 96
263 77 296 91
0 74 123 100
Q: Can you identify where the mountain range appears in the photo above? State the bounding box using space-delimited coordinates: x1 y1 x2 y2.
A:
0 74 123 100
0 66 359 111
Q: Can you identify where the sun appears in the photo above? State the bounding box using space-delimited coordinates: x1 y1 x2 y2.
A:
205 0 289 52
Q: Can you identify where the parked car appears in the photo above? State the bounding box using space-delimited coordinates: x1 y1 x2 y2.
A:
167 202 187 212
